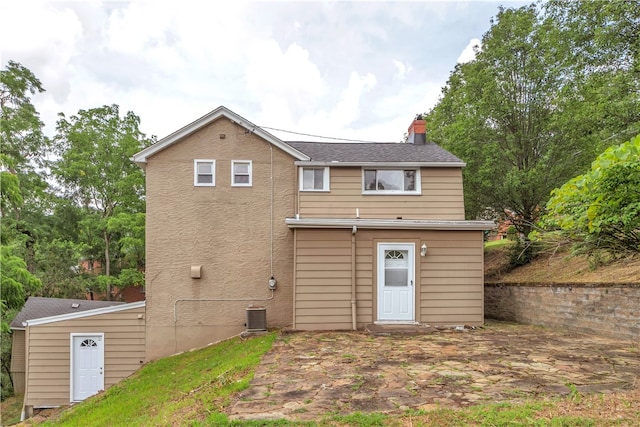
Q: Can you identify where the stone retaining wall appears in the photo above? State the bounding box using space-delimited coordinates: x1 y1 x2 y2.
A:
485 283 640 342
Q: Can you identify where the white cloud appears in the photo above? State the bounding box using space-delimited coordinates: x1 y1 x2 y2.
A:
330 71 377 127
392 59 413 80
457 38 481 63
246 41 326 125
3 0 520 141
0 2 82 102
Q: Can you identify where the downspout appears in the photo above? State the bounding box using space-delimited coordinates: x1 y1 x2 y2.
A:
351 225 357 330
270 144 274 277
20 327 30 421
292 228 298 329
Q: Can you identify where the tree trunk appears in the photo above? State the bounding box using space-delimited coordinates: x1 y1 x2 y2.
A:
103 230 111 300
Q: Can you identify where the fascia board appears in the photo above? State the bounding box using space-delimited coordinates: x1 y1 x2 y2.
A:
132 106 309 163
294 161 466 168
285 218 495 230
24 301 145 327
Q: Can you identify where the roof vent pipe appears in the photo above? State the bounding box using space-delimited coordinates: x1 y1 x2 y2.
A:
407 114 426 145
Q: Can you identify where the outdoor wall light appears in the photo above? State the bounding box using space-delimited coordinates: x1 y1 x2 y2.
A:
420 243 428 257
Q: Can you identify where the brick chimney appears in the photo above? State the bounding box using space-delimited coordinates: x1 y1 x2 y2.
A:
407 114 426 145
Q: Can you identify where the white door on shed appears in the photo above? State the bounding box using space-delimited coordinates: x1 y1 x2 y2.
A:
71 333 104 401
377 243 415 322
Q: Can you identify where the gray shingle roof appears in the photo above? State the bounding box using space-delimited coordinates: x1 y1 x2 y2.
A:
284 141 463 164
9 297 124 329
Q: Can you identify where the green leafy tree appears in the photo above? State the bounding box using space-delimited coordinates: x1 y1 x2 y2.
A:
545 135 640 255
0 60 48 174
0 245 42 398
545 0 640 151
1 60 51 274
426 5 594 240
52 105 152 299
0 60 49 399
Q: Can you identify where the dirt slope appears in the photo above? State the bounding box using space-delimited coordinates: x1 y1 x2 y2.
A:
485 244 640 283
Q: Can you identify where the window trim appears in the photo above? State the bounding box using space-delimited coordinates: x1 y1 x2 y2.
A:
231 160 253 187
194 159 216 187
361 168 421 195
299 167 330 192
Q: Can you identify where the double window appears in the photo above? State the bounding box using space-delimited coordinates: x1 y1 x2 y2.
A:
194 159 253 187
363 169 420 194
300 167 330 191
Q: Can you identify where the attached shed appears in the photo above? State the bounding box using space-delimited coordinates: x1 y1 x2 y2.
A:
9 297 146 419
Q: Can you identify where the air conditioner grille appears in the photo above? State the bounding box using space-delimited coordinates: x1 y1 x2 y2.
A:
246 307 267 332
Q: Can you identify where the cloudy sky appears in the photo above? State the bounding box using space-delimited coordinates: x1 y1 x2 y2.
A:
2 1 527 143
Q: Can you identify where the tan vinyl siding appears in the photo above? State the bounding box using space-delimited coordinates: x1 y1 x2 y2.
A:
298 167 465 219
24 306 145 407
294 229 353 330
144 117 296 360
417 231 484 325
293 228 484 330
10 329 26 394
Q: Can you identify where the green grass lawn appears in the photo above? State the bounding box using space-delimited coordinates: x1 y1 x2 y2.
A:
40 333 277 426
18 330 637 426
484 239 514 249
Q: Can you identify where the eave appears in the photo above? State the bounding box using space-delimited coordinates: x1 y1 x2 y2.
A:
294 161 466 168
132 106 310 164
285 218 495 230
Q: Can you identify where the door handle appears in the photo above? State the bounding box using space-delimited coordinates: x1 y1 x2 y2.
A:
410 280 413 287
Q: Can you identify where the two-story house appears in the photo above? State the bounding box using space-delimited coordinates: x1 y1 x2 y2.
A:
133 106 493 360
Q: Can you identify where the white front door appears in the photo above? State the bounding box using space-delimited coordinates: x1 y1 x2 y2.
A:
377 243 415 322
71 333 104 401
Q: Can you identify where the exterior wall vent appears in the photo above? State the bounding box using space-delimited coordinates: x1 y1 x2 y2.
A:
246 307 267 332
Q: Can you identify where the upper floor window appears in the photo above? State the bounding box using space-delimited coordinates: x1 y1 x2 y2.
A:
194 159 215 186
363 169 420 194
300 167 330 191
232 160 252 187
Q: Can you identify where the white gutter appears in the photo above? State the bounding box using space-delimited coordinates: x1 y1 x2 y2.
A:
285 218 495 230
294 161 466 168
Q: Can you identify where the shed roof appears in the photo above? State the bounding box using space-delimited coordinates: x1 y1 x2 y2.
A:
9 297 124 329
285 141 464 165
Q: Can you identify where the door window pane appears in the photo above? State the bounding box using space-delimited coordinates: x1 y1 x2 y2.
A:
385 250 408 286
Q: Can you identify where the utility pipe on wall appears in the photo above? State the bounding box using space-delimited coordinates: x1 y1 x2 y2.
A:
351 225 357 330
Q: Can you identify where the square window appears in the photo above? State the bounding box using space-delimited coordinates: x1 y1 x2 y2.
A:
300 167 330 191
194 160 215 186
362 169 420 194
232 160 252 187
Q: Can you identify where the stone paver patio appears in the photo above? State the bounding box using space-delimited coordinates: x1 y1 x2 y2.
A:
228 320 639 421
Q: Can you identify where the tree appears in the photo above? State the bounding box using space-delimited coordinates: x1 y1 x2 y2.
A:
545 134 640 255
545 0 640 151
1 243 42 397
52 105 152 299
1 60 49 399
0 60 48 174
1 60 51 274
425 5 595 240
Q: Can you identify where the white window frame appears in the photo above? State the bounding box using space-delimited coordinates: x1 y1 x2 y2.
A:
194 159 216 186
362 168 421 195
299 167 330 192
231 160 252 187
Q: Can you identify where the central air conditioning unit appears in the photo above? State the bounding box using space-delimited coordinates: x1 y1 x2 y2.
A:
246 307 267 332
